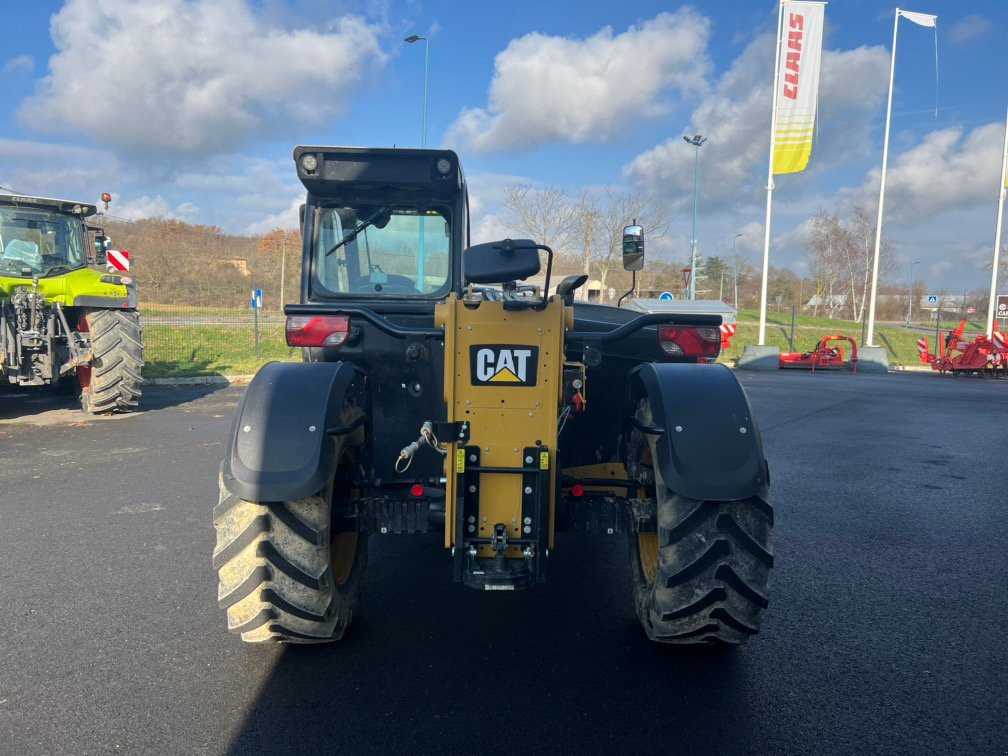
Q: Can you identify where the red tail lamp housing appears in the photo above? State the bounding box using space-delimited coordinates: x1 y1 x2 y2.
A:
658 325 721 362
285 315 350 347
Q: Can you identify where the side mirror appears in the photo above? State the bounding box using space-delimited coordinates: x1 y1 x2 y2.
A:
622 225 644 271
94 235 110 265
463 238 541 284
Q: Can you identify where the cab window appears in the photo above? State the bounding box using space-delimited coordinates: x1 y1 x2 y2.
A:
312 204 451 297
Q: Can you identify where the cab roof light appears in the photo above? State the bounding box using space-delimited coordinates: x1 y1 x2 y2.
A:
285 315 349 347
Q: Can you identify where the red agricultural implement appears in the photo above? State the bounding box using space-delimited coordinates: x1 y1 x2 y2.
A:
917 320 1007 378
720 323 736 350
779 334 858 373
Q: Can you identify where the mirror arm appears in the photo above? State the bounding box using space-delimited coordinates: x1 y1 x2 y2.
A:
539 244 553 302
617 269 636 308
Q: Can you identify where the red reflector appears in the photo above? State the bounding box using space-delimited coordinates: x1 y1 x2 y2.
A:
657 325 721 361
286 315 350 347
410 484 424 498
571 484 585 498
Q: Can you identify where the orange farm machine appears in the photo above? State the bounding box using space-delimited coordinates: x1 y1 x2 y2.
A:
917 321 1007 378
779 334 859 373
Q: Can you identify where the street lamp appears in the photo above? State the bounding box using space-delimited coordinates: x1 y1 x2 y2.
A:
906 260 920 326
405 34 430 289
683 134 707 300
732 232 743 310
403 35 430 147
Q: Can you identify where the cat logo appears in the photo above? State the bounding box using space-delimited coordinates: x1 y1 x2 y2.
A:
470 345 539 387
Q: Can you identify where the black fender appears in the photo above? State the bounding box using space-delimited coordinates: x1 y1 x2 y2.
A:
222 361 359 502
633 363 769 502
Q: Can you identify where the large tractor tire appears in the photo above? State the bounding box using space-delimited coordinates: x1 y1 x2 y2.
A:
78 309 144 414
212 440 368 643
629 399 773 645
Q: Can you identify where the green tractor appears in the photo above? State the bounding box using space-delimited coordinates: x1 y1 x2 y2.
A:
0 192 143 413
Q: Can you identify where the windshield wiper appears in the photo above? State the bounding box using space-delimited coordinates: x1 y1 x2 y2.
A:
324 207 390 258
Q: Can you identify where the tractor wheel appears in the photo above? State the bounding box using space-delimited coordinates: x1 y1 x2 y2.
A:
212 442 367 643
78 309 144 414
629 399 773 645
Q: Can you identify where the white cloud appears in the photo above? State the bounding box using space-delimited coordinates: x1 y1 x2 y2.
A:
445 9 712 154
948 14 991 45
246 197 302 236
0 138 124 199
2 55 34 74
20 0 387 153
624 37 890 213
842 122 1005 224
115 194 200 222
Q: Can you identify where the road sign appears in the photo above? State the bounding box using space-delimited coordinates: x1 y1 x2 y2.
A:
659 291 673 301
926 294 938 306
682 268 692 289
107 249 130 271
997 294 1008 319
966 306 976 315
251 289 263 309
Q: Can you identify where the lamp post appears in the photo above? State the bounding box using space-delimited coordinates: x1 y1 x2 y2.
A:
732 232 743 310
404 35 429 146
683 134 707 300
405 34 430 289
906 260 920 326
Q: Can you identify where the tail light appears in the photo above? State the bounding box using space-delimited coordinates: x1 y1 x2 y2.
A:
285 315 350 347
658 325 721 361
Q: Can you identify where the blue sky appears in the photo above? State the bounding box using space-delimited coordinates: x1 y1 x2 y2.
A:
1 0 1006 292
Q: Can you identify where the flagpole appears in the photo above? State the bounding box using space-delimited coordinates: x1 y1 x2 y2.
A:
758 0 786 346
986 104 1008 338
865 9 901 347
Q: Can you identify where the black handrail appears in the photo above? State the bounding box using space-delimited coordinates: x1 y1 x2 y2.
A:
567 312 721 343
286 302 721 343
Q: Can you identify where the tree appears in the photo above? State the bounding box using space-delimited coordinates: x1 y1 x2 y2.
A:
501 185 577 264
586 187 672 301
702 255 732 302
259 228 301 309
842 206 894 323
806 208 846 319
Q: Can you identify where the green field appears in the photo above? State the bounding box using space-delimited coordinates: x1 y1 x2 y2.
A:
142 308 988 378
144 323 298 378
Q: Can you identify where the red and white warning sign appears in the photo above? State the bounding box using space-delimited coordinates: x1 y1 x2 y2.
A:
719 323 737 348
107 249 130 271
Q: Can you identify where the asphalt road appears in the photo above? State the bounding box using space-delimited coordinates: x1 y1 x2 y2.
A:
0 371 1005 755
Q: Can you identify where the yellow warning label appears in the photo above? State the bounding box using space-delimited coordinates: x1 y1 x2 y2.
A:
456 448 466 473
540 451 549 470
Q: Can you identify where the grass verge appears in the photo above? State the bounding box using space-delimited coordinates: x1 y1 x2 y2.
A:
141 308 986 377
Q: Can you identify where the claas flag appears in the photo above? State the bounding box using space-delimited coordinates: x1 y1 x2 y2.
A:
772 2 825 175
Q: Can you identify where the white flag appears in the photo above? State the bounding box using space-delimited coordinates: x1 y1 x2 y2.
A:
772 1 825 174
900 10 937 27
